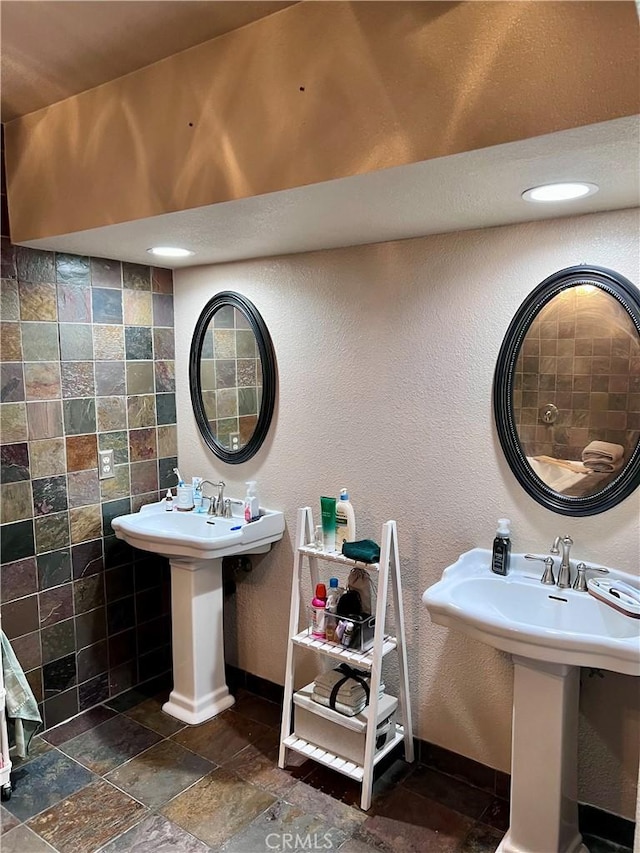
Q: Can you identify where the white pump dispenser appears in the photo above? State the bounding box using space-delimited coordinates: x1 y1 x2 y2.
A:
244 481 260 522
335 488 356 549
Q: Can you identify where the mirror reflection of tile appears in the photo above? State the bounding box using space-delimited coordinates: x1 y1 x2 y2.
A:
199 307 262 450
514 284 639 495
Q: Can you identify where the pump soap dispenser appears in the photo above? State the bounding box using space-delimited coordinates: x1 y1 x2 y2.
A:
492 518 511 576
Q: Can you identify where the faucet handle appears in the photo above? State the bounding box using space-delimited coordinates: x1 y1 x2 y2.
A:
572 562 609 592
525 554 556 585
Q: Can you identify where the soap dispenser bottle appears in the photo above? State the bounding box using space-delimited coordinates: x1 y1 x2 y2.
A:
492 518 511 576
335 488 356 549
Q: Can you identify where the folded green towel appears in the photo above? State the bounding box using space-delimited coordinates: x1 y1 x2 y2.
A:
341 539 380 564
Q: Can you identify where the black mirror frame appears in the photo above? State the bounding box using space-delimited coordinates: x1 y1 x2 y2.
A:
189 291 277 464
493 264 640 516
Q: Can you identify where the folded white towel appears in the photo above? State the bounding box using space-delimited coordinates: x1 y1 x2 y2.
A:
313 683 366 703
581 441 625 473
313 677 385 695
311 691 366 717
581 441 624 462
584 460 623 474
313 682 385 707
313 668 370 693
312 666 385 716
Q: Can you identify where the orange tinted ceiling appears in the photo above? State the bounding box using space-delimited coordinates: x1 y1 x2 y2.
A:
1 0 296 121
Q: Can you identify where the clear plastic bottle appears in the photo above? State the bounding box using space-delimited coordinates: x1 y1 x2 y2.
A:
335 488 356 549
192 477 203 511
324 577 344 642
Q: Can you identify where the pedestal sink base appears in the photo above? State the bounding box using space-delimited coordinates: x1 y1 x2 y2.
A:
163 688 235 726
499 656 587 853
497 832 587 853
164 555 235 725
110 501 285 726
423 550 640 853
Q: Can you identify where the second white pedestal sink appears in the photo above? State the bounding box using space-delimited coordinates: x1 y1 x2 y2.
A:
112 500 285 725
423 549 640 853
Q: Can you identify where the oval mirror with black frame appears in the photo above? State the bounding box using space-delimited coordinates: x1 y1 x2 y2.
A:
493 265 640 516
189 291 276 464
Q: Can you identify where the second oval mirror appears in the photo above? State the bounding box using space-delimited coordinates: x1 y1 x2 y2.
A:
494 265 640 515
189 292 276 464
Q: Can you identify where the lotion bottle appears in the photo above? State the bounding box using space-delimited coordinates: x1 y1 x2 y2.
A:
335 488 356 549
244 481 260 522
492 518 511 575
311 583 327 639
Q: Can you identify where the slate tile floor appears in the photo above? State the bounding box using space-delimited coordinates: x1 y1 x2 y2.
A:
0 685 632 853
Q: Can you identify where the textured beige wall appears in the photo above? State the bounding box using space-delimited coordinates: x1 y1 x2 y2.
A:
6 1 639 242
174 209 639 818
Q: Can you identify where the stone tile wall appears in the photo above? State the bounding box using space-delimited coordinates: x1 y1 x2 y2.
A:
200 303 262 449
1 129 176 728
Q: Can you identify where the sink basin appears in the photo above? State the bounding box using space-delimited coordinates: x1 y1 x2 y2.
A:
423 549 640 853
422 549 639 675
111 499 285 726
111 500 285 561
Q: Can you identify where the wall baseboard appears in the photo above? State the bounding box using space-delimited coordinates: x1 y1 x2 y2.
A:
578 803 636 850
227 664 636 849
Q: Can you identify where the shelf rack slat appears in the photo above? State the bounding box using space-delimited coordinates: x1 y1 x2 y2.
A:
291 630 397 670
282 726 405 782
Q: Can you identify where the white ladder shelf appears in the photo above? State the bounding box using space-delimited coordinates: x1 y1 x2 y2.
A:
278 506 414 810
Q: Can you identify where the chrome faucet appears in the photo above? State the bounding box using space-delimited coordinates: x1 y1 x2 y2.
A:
196 480 225 516
551 534 573 588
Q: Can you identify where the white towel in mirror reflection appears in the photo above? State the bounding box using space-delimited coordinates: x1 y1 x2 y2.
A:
581 441 625 473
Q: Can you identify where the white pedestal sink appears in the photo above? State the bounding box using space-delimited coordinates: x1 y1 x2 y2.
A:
423 549 639 853
112 500 285 725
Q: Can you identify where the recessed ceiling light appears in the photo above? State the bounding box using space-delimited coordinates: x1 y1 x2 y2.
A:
521 182 599 203
147 246 195 258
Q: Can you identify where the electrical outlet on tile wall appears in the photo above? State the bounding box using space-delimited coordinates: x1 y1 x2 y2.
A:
99 449 114 479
